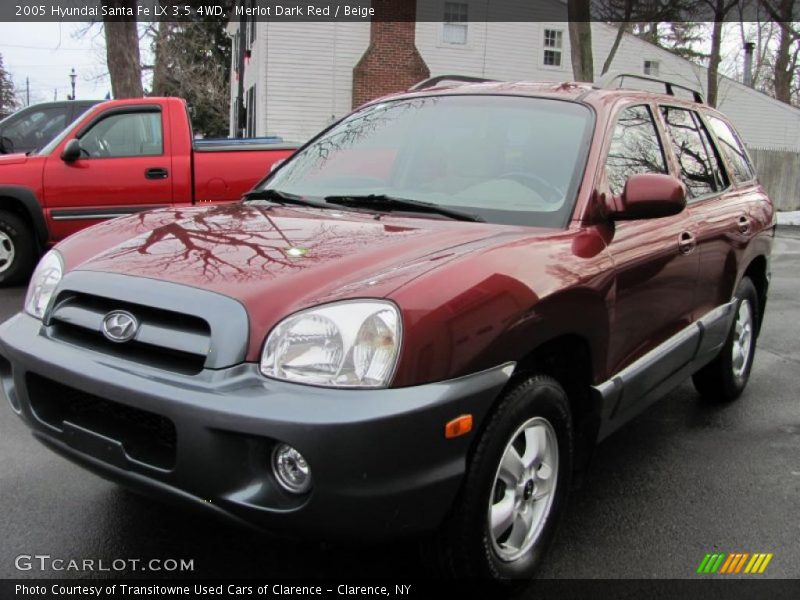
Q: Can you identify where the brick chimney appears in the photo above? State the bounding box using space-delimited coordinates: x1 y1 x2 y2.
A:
352 0 430 108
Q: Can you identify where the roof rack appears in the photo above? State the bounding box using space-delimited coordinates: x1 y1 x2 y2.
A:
409 75 498 91
596 71 705 104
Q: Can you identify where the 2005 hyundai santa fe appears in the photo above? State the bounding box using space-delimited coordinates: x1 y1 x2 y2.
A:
0 74 774 580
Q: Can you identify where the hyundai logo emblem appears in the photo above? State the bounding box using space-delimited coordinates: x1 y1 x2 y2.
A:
101 310 139 343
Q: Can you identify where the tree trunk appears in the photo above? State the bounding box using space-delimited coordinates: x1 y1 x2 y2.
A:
707 16 724 107
601 0 632 76
102 0 143 98
568 0 594 82
602 22 629 76
151 20 169 96
772 0 794 103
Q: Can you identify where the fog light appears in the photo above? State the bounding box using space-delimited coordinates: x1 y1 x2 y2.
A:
272 443 312 494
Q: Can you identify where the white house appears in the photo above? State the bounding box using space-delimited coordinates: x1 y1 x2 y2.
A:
227 0 800 208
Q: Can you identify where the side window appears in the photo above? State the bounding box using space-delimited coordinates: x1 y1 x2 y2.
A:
707 116 755 184
660 106 727 199
605 105 667 196
80 112 163 158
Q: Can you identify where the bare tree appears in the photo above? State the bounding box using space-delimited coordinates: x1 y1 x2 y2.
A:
596 0 699 77
757 0 800 103
102 0 143 98
700 0 741 107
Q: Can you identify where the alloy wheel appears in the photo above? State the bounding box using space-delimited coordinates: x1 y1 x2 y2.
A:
488 416 559 562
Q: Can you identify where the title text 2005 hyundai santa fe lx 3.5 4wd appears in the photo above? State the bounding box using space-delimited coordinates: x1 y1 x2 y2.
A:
0 75 774 580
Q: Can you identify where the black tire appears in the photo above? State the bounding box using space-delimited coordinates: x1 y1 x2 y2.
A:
692 277 759 403
428 375 573 581
0 210 36 286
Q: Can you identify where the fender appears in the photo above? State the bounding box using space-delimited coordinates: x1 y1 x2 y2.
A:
0 185 49 246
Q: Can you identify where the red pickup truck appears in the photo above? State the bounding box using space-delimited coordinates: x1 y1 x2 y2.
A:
0 97 296 284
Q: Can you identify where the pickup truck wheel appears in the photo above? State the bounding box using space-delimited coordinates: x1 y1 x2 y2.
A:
0 210 36 286
692 277 759 403
428 375 572 581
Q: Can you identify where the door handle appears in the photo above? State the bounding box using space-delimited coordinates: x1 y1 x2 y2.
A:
678 231 696 255
145 167 169 180
738 215 751 234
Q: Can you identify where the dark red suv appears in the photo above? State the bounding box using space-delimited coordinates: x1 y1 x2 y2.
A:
0 75 774 580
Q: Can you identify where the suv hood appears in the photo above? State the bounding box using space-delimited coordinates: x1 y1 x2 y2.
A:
58 203 539 346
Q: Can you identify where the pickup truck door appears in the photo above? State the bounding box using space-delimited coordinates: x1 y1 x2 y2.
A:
42 105 173 241
600 104 700 417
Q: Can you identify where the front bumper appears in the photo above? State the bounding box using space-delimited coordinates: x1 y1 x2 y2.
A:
0 313 511 539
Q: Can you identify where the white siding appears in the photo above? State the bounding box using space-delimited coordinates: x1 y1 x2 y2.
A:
256 21 368 142
415 21 574 82
230 7 800 151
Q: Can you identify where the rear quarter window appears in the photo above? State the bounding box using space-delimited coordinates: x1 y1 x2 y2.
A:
706 115 756 184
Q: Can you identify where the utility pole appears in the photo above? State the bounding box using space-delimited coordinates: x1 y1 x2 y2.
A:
25 77 29 106
53 88 57 101
69 68 76 100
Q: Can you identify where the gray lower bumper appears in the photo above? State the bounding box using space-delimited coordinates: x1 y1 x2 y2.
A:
0 313 512 539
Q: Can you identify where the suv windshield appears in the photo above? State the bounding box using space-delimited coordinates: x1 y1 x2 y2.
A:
262 95 593 227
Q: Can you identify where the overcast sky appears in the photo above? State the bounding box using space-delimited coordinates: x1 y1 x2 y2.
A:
1 22 115 105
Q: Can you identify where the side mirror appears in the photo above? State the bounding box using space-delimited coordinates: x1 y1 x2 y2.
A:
608 173 686 220
61 139 82 162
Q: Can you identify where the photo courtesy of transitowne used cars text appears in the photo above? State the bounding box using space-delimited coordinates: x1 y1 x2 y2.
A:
0 74 774 581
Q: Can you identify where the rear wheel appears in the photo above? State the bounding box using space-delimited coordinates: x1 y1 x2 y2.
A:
0 210 36 286
693 277 759 402
429 375 572 580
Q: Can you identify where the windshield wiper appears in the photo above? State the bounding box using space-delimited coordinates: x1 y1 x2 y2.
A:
244 188 329 209
325 194 484 222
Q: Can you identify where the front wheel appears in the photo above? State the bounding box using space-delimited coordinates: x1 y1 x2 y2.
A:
693 277 759 402
429 375 572 580
0 210 36 286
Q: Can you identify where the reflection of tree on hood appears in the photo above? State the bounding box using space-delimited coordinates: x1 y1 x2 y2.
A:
92 205 413 282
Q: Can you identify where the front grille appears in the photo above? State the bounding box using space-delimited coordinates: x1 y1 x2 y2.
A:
48 292 210 375
27 374 177 470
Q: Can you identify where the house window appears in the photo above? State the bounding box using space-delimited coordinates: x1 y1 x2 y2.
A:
246 85 257 138
644 60 659 76
442 2 468 45
248 17 257 49
543 29 563 67
233 32 240 76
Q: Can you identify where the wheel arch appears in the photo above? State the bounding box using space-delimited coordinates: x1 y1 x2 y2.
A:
0 186 48 249
741 254 769 335
510 334 601 477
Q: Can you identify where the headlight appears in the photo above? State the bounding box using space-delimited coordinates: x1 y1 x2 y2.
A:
261 300 402 388
24 250 63 320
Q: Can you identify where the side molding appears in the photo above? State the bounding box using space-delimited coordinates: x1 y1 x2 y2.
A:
593 300 737 440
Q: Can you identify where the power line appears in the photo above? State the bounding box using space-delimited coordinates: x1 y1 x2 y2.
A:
0 44 92 51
